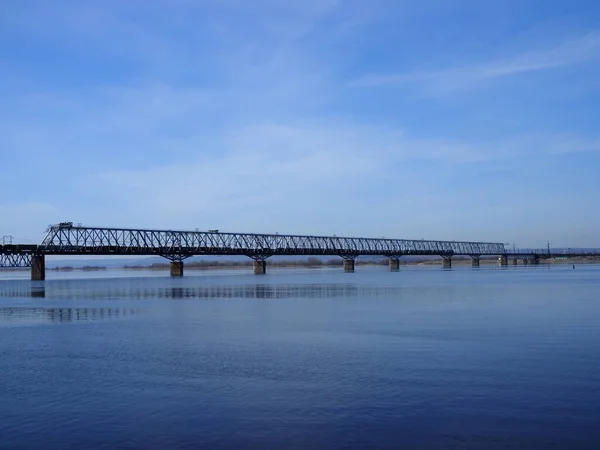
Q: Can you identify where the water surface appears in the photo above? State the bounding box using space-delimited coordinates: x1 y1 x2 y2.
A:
1 265 599 449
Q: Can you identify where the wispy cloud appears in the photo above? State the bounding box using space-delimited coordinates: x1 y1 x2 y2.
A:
351 32 600 92
87 120 600 233
3 1 600 245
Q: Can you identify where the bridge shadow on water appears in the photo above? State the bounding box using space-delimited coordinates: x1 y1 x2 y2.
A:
0 306 139 325
0 282 414 327
0 280 408 301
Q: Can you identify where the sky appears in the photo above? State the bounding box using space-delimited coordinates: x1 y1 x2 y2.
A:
1 0 599 248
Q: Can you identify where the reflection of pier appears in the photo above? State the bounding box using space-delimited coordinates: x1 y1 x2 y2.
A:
0 283 407 300
0 307 139 324
160 284 401 299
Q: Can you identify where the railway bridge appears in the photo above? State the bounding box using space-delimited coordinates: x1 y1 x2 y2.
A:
1 223 598 280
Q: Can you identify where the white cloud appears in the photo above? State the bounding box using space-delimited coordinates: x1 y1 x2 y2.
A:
86 115 600 237
351 31 600 92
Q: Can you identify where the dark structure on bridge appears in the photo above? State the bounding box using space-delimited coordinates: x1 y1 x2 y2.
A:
1 223 599 280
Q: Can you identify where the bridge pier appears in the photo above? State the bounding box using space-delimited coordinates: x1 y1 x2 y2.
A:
31 254 45 281
500 255 508 266
522 259 529 266
343 258 355 273
471 256 480 268
512 259 518 265
388 257 400 271
170 261 184 277
253 259 267 275
442 256 452 269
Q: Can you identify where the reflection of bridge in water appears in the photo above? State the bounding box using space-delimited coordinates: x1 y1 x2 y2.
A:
0 283 409 300
0 307 139 325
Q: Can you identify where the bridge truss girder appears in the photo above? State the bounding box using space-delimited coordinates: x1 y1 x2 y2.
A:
0 253 32 268
37 225 506 257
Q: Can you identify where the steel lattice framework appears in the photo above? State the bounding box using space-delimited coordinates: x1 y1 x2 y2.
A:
0 253 32 268
36 224 507 259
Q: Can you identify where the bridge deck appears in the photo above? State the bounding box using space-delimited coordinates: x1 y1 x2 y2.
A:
0 244 39 254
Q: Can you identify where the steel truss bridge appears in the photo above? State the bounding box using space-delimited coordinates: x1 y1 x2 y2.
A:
1 223 599 279
36 225 506 258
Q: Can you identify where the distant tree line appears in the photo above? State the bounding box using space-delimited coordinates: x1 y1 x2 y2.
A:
124 258 351 270
50 266 107 271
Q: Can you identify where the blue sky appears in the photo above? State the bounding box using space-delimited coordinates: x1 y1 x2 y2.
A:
1 0 599 247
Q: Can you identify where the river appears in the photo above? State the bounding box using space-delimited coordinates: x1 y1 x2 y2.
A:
1 265 599 449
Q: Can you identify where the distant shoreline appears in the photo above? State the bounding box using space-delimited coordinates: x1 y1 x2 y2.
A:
56 256 600 271
3 256 597 273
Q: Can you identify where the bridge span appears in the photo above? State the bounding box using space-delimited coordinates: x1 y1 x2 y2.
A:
1 223 598 279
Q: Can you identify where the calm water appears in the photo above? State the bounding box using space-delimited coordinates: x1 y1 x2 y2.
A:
1 265 599 449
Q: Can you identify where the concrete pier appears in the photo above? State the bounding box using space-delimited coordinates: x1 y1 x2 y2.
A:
522 259 529 266
512 259 518 265
471 256 480 268
343 259 355 273
31 254 45 281
253 260 267 275
170 261 184 277
389 258 400 271
500 255 508 266
442 256 452 269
